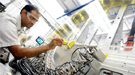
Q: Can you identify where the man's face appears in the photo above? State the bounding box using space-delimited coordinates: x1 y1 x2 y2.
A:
22 10 39 29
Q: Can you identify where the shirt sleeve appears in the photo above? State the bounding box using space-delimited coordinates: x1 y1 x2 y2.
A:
0 13 20 47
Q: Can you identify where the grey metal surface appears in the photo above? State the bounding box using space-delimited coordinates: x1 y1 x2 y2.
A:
94 49 106 62
52 45 86 66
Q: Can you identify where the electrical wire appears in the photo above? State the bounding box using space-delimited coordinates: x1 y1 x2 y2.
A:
21 46 95 75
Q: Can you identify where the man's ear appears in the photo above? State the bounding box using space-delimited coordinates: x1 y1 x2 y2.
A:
21 10 26 16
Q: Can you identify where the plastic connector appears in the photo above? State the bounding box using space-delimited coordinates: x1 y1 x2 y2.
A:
65 40 76 50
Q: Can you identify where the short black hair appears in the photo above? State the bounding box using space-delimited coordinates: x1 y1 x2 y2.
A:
20 5 39 14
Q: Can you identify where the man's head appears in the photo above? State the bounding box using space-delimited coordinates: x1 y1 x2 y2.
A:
20 5 39 29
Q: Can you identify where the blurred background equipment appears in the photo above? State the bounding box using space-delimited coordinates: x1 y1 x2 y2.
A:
0 48 10 64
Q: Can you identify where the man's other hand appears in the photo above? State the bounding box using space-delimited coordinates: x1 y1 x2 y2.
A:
48 38 64 49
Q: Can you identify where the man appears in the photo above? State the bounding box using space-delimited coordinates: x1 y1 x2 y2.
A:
0 5 63 59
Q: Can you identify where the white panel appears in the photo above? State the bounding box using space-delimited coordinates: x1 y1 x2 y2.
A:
0 0 10 4
86 0 110 33
64 0 77 11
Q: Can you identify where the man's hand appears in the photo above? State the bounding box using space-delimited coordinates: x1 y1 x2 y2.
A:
48 38 64 49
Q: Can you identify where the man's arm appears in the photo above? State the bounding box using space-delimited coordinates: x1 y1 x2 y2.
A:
8 38 63 59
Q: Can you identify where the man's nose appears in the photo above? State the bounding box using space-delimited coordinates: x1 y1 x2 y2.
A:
31 20 36 25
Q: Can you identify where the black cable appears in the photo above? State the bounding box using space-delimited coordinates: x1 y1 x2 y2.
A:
17 59 31 75
71 47 89 62
84 60 92 75
70 47 94 75
74 60 93 75
18 46 94 75
79 52 89 61
57 62 70 75
71 48 81 62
